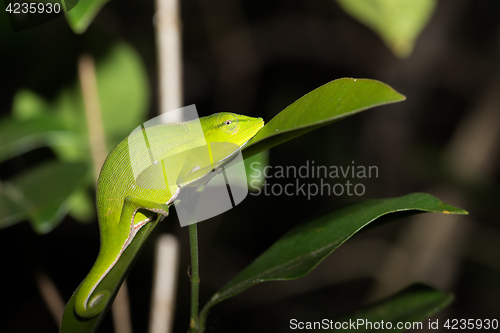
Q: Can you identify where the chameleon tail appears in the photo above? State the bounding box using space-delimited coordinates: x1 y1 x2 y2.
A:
73 202 156 319
73 215 134 319
73 242 121 318
74 285 110 319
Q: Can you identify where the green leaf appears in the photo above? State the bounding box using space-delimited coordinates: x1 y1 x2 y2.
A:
45 42 150 152
200 193 467 326
94 43 150 149
336 0 436 58
0 161 88 233
329 284 453 332
67 188 96 223
242 78 405 159
12 89 51 120
3 41 148 160
0 116 86 164
245 151 269 192
61 215 161 333
65 0 110 34
51 87 86 137
3 42 148 228
48 42 150 151
0 190 26 230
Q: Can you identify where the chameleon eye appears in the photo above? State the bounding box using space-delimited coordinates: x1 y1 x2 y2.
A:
217 113 238 132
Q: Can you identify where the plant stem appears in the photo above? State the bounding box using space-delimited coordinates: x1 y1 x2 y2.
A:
78 54 107 179
149 235 179 333
111 282 133 333
189 223 200 332
156 0 183 116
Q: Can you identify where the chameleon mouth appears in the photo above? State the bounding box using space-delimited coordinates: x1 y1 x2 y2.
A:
230 118 264 145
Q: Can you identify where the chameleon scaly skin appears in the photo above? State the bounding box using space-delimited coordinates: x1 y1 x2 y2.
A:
74 113 264 318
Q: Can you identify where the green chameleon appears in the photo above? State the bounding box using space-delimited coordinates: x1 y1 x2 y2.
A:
74 112 264 318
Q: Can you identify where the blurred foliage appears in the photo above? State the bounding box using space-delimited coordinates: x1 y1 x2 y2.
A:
336 0 436 57
1 0 497 332
0 161 87 233
61 0 438 54
9 42 149 154
65 0 111 34
0 41 149 231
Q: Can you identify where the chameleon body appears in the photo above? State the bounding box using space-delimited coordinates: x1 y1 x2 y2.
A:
74 112 264 318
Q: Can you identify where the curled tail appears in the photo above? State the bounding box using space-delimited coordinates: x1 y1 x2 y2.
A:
73 207 158 318
73 194 168 318
74 284 111 318
73 195 138 318
74 239 126 318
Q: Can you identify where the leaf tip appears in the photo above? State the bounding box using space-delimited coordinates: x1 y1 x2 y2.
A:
442 209 468 215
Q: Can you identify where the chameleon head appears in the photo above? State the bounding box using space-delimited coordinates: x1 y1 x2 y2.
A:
202 112 264 147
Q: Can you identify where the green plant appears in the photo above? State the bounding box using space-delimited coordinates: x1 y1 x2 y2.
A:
56 78 467 332
0 42 149 232
0 1 476 333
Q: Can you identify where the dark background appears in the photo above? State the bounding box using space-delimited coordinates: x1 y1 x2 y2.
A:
0 0 499 332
